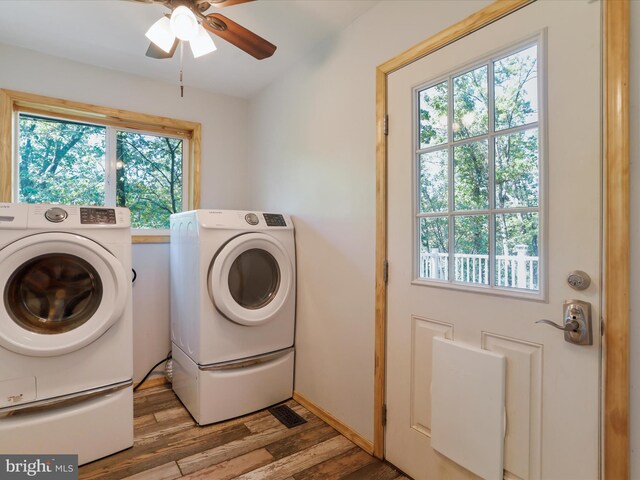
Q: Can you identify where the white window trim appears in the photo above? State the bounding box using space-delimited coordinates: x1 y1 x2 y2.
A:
411 33 548 302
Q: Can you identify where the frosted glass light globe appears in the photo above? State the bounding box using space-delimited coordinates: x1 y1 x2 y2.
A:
190 26 217 58
170 6 199 41
145 17 175 53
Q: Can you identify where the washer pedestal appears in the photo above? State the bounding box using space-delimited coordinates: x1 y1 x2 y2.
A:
0 384 133 465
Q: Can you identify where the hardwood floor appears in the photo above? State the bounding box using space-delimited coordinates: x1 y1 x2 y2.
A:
79 384 406 480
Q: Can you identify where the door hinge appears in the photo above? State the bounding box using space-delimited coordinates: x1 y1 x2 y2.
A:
383 259 389 284
601 321 605 337
383 114 389 136
382 404 387 426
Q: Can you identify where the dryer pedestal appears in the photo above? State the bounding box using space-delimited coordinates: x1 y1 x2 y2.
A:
172 344 294 425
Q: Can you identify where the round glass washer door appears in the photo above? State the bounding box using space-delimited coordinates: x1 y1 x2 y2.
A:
209 233 293 326
0 232 128 357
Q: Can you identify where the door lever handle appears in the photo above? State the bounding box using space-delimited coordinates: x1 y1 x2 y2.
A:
535 319 579 332
533 300 592 345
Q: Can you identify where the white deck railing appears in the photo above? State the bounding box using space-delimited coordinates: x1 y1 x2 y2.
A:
420 245 538 290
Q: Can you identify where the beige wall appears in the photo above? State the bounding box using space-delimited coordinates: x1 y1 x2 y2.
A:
0 43 250 381
247 0 491 441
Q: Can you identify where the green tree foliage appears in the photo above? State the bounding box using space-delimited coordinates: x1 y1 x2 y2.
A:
116 132 183 229
419 82 447 147
494 45 538 130
453 65 488 141
454 141 488 212
419 150 448 213
493 46 538 257
420 217 448 253
18 115 183 230
19 115 105 206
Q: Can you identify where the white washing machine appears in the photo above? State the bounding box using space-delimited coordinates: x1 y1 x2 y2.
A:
170 210 295 424
0 203 133 465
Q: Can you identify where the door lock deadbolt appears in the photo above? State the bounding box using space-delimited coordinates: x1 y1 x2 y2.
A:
567 270 591 291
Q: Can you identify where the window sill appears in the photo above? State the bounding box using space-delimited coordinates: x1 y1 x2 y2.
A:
410 277 547 303
132 235 170 244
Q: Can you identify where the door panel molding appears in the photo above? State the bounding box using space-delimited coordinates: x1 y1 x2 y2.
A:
410 316 453 437
374 2 630 478
482 333 542 480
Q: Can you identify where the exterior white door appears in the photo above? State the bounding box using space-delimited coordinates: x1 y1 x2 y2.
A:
385 2 601 479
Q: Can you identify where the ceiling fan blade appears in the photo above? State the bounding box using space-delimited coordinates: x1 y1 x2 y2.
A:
207 0 256 7
203 13 276 60
145 38 179 59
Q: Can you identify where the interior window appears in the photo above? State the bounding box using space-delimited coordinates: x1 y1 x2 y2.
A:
17 114 186 231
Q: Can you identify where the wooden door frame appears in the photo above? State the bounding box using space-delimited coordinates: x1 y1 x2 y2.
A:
373 1 630 478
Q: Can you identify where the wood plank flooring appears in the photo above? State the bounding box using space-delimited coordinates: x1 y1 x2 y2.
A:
79 384 406 480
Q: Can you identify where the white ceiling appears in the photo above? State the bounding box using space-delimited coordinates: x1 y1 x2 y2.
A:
0 0 378 98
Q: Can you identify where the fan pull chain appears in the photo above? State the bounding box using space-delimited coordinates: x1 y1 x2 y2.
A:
179 41 184 98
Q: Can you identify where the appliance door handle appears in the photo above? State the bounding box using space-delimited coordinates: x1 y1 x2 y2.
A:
0 380 132 418
200 347 294 371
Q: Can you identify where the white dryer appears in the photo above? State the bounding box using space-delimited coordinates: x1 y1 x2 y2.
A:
170 210 295 424
0 203 133 465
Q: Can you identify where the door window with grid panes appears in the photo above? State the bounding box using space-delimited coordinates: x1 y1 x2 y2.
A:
415 40 541 293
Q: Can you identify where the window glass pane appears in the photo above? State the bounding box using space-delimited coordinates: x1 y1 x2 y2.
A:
419 81 448 148
454 215 489 285
495 212 539 291
419 217 448 280
18 115 105 205
495 129 539 208
453 65 488 140
494 45 538 131
419 149 448 213
116 131 183 229
454 140 488 211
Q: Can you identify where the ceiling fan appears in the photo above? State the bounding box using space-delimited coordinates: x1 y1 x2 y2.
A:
133 0 276 60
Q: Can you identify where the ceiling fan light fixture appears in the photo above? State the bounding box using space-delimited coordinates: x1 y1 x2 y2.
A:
170 6 199 41
145 17 175 53
190 26 217 58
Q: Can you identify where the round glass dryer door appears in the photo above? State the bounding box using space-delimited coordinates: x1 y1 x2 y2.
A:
228 249 281 310
0 233 128 357
209 233 293 326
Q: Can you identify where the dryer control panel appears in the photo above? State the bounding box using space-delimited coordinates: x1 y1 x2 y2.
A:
191 210 293 230
80 207 117 225
263 213 287 227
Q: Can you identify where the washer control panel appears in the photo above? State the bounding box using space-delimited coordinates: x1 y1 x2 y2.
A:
80 207 117 225
263 213 287 227
44 207 68 223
